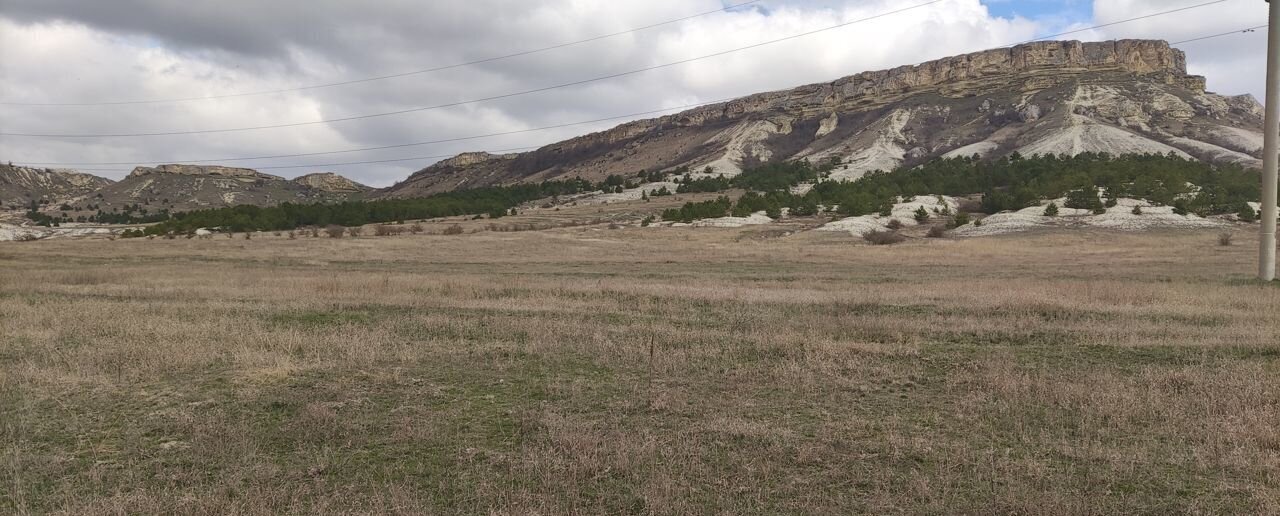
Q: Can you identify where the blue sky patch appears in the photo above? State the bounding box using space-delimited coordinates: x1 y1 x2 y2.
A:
982 0 1092 24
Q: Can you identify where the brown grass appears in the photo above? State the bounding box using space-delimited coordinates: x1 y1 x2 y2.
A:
2 227 1278 514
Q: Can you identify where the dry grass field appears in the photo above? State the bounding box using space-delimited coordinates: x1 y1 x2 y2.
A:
3 225 1279 514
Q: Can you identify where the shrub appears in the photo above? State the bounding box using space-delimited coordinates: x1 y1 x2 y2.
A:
409 223 425 234
443 224 464 235
790 200 819 217
325 225 345 238
1238 203 1257 222
863 230 905 245
374 224 404 236
661 196 732 223
347 226 362 237
640 216 654 227
1043 202 1059 217
1065 186 1104 213
950 211 970 228
926 225 947 238
886 219 904 230
288 231 297 239
243 232 252 240
913 206 930 223
1173 200 1189 216
1218 232 1234 246
974 218 983 227
1131 205 1143 215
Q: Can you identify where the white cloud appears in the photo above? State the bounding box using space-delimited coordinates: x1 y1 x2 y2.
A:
1088 0 1269 99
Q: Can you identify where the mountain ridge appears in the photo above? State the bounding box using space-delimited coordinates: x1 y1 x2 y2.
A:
379 39 1263 198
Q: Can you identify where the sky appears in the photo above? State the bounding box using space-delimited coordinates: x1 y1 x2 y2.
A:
0 0 1270 187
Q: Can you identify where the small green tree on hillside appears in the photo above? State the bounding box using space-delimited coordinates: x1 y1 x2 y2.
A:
1238 203 1257 222
1043 202 1059 217
913 206 930 223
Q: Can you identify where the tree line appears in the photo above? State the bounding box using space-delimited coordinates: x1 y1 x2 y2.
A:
133 179 601 235
662 152 1266 221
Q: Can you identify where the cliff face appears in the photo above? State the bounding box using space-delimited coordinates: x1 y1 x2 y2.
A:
381 39 1259 198
129 164 284 180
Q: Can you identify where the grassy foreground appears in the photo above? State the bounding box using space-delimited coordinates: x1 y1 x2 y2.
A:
2 226 1279 514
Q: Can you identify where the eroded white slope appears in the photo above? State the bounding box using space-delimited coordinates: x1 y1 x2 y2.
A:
1017 115 1191 158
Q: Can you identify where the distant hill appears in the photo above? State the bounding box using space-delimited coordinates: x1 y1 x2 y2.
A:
293 172 374 194
55 164 370 216
0 164 114 209
379 39 1264 198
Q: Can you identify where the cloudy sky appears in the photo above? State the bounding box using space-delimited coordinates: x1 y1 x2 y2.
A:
0 0 1269 186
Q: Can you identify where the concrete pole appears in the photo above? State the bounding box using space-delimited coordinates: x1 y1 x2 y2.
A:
1261 0 1280 281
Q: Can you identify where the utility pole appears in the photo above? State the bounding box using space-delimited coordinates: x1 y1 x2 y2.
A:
1262 0 1279 281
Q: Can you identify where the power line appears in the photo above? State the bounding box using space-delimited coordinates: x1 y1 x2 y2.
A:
0 0 947 138
65 146 544 173
0 1 763 107
13 98 736 166
1173 24 1268 44
5 2 1257 169
1008 0 1227 46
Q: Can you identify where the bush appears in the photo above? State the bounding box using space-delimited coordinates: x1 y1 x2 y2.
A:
325 225 345 238
347 226 362 237
950 211 970 228
886 219 904 230
790 200 819 217
863 230 906 245
913 206 930 223
1132 205 1143 215
640 216 654 227
443 224 464 235
676 176 731 194
1218 232 1234 246
374 224 401 236
1173 200 1190 216
409 223 425 234
926 225 947 238
1065 186 1104 213
1238 203 1257 222
661 196 732 223
1043 202 1059 217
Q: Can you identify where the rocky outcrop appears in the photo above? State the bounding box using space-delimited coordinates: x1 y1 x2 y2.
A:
0 164 114 206
65 164 369 214
129 164 284 180
292 172 371 193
